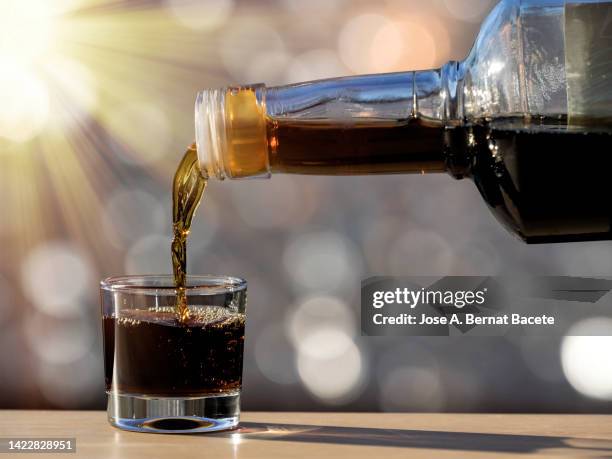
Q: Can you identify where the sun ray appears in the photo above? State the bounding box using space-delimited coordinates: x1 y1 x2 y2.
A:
0 0 267 265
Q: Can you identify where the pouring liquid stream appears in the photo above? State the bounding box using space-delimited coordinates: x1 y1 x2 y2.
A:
171 144 207 323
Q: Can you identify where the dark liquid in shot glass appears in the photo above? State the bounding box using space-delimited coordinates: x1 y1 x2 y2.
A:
103 307 245 396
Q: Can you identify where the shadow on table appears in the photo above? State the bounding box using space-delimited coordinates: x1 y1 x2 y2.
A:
212 421 612 455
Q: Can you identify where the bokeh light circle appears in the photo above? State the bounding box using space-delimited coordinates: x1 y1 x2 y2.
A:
395 19 439 69
386 230 455 274
166 0 234 30
288 295 355 347
37 351 103 407
220 22 286 82
25 313 93 365
379 366 445 411
561 318 612 400
369 21 404 72
374 341 446 410
296 327 364 404
125 234 170 275
339 13 441 73
280 0 347 15
286 49 347 83
338 14 398 74
296 327 353 360
442 0 496 23
105 102 172 165
283 231 361 293
246 50 291 86
254 323 299 385
102 188 165 249
20 241 92 318
230 176 308 229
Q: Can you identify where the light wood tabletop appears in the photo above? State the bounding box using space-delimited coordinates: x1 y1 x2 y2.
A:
1 411 612 458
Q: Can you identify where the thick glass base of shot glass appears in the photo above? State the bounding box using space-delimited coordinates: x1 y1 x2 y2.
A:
107 391 240 434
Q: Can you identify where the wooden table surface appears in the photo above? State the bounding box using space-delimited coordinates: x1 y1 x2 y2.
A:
2 411 612 458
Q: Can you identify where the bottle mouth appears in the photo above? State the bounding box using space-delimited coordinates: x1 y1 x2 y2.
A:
195 85 271 181
195 88 228 180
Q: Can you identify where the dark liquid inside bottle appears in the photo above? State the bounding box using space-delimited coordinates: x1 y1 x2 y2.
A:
103 307 245 396
467 119 612 243
266 115 611 243
268 117 447 175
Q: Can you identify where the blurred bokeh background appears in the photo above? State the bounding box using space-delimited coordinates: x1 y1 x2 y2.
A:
1 0 612 412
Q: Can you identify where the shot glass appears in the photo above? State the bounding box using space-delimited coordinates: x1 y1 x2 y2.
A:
100 275 247 433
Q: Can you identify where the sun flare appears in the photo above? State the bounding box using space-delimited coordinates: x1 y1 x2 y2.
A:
0 0 240 262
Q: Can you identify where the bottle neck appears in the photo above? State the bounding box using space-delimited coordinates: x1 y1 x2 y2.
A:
195 63 463 180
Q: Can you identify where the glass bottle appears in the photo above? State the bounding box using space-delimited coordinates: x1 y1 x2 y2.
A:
194 0 612 243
